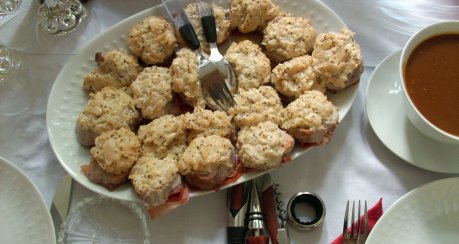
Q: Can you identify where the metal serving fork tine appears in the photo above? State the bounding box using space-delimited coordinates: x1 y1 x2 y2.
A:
201 66 236 111
210 84 229 110
221 81 236 107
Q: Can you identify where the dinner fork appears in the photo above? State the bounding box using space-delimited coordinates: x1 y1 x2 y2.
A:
343 200 368 244
162 0 235 111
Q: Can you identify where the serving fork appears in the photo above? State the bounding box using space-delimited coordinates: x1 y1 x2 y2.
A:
162 0 235 111
197 0 237 94
343 200 368 244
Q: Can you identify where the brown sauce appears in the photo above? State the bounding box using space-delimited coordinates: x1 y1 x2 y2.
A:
405 34 459 136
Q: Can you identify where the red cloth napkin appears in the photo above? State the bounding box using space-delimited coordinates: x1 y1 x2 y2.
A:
331 198 383 244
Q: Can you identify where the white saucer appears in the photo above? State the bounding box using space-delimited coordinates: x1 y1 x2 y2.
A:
366 51 459 173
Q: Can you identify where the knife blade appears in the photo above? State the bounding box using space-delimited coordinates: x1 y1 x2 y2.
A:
50 174 73 238
261 174 291 244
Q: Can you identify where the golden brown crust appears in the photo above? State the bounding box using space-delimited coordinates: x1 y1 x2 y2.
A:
170 48 207 107
230 0 280 33
228 86 283 128
281 91 338 144
237 121 294 170
129 66 177 120
76 87 140 147
271 55 325 98
129 154 181 208
183 107 233 143
177 135 235 177
312 28 364 91
128 16 177 65
137 115 187 160
225 40 271 90
90 128 141 176
262 16 317 63
83 49 142 93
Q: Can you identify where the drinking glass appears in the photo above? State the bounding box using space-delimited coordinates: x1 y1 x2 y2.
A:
0 0 22 17
0 9 36 116
37 0 86 35
0 44 34 116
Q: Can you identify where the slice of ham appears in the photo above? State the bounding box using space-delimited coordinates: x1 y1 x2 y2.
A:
219 161 244 188
147 184 190 219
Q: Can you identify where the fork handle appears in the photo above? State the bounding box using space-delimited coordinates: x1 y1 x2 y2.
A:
198 0 217 43
201 16 217 43
179 23 201 50
162 0 201 50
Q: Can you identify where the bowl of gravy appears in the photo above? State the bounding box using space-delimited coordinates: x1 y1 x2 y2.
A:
400 21 459 144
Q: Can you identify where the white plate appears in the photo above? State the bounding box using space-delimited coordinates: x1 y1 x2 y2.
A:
0 157 55 244
365 51 459 173
366 177 459 244
47 0 357 202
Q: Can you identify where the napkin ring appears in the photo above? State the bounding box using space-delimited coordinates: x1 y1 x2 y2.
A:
287 192 326 231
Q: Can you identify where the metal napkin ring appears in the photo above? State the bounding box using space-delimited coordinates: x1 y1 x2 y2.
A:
287 192 326 231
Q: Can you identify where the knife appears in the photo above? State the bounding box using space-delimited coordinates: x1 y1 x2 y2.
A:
50 174 73 238
227 183 248 244
261 174 291 244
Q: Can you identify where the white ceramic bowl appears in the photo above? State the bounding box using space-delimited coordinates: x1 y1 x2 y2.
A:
399 21 459 144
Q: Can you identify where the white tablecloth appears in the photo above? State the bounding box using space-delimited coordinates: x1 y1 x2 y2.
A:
0 0 457 243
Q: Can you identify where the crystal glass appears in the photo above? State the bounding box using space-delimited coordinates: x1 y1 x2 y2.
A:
0 9 37 116
0 44 35 116
37 0 86 35
0 0 22 17
0 45 23 114
58 196 151 244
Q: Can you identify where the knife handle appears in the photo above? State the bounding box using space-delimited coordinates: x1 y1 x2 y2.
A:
227 226 246 244
261 185 279 244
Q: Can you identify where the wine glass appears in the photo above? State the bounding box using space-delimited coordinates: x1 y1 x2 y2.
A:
0 0 22 17
0 5 37 116
37 0 86 35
